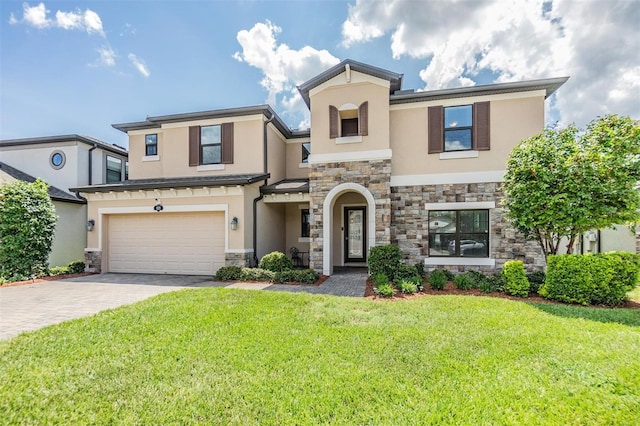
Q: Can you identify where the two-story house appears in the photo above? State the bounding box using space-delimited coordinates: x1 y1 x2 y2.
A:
0 135 128 267
73 60 569 276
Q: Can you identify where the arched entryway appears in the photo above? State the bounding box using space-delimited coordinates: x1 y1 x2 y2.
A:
322 183 375 275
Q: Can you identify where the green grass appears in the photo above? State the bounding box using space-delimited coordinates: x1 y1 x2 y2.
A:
628 285 640 302
1 289 639 425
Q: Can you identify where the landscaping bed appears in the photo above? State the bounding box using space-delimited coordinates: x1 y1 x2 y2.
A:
1 272 97 288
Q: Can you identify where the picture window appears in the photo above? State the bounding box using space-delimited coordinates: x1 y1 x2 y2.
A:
428 209 489 257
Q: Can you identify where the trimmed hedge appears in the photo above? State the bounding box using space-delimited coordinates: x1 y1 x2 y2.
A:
259 251 293 273
215 266 243 281
541 253 640 306
240 268 276 282
368 245 402 280
275 269 318 284
502 260 529 297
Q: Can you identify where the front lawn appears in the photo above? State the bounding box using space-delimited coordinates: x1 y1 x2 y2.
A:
1 289 639 424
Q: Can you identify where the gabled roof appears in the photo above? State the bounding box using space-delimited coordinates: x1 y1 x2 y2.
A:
112 105 309 139
297 59 404 108
390 76 569 104
71 173 270 193
0 162 85 204
0 134 128 157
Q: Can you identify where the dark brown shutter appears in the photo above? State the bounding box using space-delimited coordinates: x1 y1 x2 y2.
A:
428 106 444 154
189 126 200 166
221 122 234 164
474 101 490 150
358 101 368 136
329 105 339 138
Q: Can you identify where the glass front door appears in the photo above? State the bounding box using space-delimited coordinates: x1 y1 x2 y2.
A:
344 207 366 262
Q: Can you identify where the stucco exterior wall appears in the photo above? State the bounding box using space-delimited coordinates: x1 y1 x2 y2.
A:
285 203 310 257
49 201 87 267
390 93 545 176
128 116 264 179
285 140 310 180
266 125 286 184
256 202 285 261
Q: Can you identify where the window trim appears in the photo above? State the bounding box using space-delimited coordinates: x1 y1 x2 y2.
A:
49 150 66 170
145 134 158 156
106 155 123 183
443 105 473 152
302 142 311 163
199 124 222 165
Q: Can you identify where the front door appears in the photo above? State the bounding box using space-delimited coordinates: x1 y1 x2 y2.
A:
344 206 366 263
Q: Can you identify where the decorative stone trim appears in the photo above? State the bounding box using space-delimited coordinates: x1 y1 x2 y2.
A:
391 182 545 273
225 252 252 268
84 249 102 273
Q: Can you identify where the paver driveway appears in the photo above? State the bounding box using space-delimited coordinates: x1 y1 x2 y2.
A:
0 274 222 340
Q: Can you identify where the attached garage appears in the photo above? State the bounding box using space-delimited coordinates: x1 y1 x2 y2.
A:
108 212 225 275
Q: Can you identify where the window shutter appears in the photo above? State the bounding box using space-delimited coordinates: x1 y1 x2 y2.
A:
358 101 368 136
221 122 234 164
474 101 490 150
189 126 200 166
329 105 339 139
428 106 444 154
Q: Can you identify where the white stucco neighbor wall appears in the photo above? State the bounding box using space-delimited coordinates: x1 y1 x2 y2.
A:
49 201 87 267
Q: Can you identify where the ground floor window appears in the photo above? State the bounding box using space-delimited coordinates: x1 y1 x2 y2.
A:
301 209 310 238
428 209 489 257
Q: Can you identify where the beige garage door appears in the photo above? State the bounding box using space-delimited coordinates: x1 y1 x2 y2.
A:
108 212 225 275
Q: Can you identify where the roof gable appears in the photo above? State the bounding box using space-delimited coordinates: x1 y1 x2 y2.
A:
0 161 85 204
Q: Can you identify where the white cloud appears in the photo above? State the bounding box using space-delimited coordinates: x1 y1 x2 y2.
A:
97 46 116 67
234 21 340 128
12 2 105 37
128 54 150 78
342 0 640 126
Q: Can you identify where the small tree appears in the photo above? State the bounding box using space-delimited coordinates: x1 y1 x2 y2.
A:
503 115 640 258
0 179 57 281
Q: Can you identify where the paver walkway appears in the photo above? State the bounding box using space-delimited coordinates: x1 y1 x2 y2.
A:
0 270 367 340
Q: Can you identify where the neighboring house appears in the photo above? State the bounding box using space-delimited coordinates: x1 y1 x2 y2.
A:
0 135 128 267
72 59 573 276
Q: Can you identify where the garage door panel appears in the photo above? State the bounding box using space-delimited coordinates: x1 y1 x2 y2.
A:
108 212 225 275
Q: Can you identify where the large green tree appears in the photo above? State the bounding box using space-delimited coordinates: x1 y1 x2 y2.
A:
0 179 57 281
503 115 640 258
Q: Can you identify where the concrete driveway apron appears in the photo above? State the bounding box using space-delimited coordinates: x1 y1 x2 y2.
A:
0 274 220 340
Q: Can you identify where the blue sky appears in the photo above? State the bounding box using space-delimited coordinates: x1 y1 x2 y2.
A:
1 1 639 148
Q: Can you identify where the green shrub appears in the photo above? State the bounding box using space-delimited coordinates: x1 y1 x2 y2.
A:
453 273 475 290
398 280 418 294
368 245 402 281
394 263 419 284
526 271 546 294
374 283 394 298
541 253 639 306
463 270 487 289
275 269 318 284
49 266 69 276
373 272 389 288
259 251 293 273
479 274 504 293
414 262 425 278
67 260 85 274
215 266 243 281
502 260 530 297
0 179 57 281
443 269 455 281
428 269 447 290
239 267 276 282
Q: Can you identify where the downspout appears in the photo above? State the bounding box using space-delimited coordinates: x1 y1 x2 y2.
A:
88 144 97 185
253 110 274 265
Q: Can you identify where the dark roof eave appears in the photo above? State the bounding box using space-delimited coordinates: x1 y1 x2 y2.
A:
297 59 404 108
260 178 310 195
71 173 270 193
390 76 570 105
0 134 128 156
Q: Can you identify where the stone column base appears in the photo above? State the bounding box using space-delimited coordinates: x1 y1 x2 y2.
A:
84 249 102 273
225 252 253 268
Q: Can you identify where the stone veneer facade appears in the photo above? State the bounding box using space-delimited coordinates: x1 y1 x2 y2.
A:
225 252 253 268
308 159 392 273
84 249 102 273
391 182 546 272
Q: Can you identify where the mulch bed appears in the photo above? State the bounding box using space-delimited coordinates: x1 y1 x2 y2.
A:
1 273 97 288
365 279 640 309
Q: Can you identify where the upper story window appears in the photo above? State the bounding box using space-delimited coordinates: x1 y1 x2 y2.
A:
106 156 123 183
444 105 472 151
49 150 66 170
145 134 158 156
302 142 311 163
428 209 489 258
189 123 234 167
428 102 490 154
200 125 222 164
329 102 368 139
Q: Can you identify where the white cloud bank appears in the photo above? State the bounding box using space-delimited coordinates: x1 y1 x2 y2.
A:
10 2 151 78
234 21 340 129
342 0 640 126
